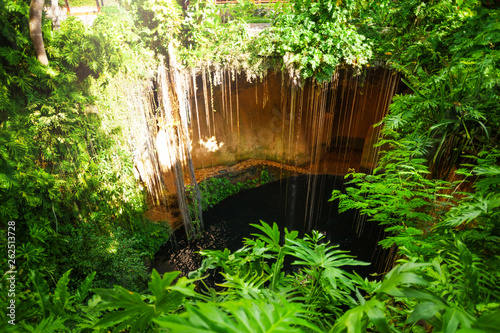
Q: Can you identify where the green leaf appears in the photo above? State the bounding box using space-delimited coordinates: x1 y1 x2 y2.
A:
378 263 430 297
473 309 500 333
155 289 187 314
250 221 281 249
93 286 155 331
443 308 474 333
148 269 180 301
407 301 444 323
365 301 391 333
94 308 145 329
75 271 96 304
21 315 66 332
331 304 365 333
53 269 72 313
93 269 196 331
30 270 51 318
154 298 321 333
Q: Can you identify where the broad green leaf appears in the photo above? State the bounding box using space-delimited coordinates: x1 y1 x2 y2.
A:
398 287 447 304
473 309 500 332
155 289 186 313
378 263 430 297
94 286 147 309
251 221 281 249
443 308 475 333
149 269 180 303
168 276 198 297
93 286 154 331
365 300 391 333
94 307 148 329
407 301 444 323
154 298 321 333
332 305 365 333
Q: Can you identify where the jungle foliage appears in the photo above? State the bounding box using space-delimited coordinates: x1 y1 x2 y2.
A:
6 221 500 332
185 167 272 217
329 0 500 331
0 1 167 298
256 0 372 82
1 0 500 332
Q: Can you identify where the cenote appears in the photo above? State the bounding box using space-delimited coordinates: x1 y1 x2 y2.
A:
8 0 499 330
144 66 400 283
153 174 384 279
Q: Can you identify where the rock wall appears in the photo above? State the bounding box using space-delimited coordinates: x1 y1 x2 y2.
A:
138 66 400 226
183 67 399 174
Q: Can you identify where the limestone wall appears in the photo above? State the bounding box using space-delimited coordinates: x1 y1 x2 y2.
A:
183 67 399 174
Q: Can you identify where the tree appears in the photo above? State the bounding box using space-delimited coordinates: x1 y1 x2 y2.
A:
50 0 60 30
29 0 49 65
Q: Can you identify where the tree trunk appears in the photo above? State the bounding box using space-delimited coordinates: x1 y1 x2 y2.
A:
50 0 60 30
29 0 49 65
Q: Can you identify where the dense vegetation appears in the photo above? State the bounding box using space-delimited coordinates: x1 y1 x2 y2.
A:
0 2 169 293
1 0 499 332
186 168 272 218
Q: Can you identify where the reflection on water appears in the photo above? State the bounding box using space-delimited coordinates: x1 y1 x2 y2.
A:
153 174 384 278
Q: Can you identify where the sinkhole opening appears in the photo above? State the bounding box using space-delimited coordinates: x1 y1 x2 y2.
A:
153 174 387 281
142 66 402 283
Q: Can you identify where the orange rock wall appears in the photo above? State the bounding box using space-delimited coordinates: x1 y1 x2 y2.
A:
183 68 399 173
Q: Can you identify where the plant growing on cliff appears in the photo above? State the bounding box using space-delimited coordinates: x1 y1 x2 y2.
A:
186 168 273 216
124 0 182 56
254 0 372 83
177 0 258 71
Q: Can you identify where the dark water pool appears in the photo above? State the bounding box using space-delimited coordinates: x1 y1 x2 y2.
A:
153 174 384 279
